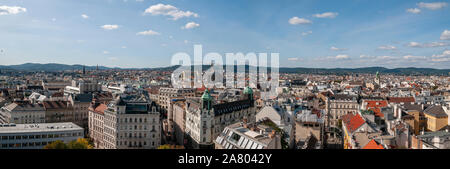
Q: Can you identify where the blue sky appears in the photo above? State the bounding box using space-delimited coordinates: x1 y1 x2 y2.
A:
0 0 449 68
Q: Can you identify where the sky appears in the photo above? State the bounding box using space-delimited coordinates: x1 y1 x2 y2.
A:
0 0 449 69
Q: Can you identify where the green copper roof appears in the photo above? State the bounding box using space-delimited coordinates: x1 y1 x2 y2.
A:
201 89 212 101
243 86 253 95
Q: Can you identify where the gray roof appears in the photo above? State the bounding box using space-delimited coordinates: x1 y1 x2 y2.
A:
74 94 93 103
423 105 447 118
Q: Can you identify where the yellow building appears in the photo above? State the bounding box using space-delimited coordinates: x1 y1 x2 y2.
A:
423 105 448 132
404 110 427 135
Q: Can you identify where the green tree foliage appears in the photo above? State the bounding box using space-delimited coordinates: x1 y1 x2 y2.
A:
157 144 185 149
43 140 68 149
43 138 93 149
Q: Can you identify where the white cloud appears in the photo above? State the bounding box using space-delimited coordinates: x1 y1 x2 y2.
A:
330 46 348 51
301 31 312 36
137 30 160 36
407 41 448 48
403 55 425 60
144 3 198 20
406 8 421 14
432 50 450 58
359 55 373 58
289 17 312 25
377 56 392 59
103 51 110 54
287 57 299 61
101 25 119 30
51 18 56 22
81 14 89 19
0 6 27 15
417 2 448 10
377 45 397 50
184 40 189 44
441 30 450 40
335 54 349 59
313 12 338 18
359 55 393 60
182 22 199 29
121 46 127 49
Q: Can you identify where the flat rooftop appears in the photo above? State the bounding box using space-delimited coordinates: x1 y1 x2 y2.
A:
0 122 83 134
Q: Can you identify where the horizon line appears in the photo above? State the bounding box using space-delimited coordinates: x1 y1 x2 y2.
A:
0 62 449 70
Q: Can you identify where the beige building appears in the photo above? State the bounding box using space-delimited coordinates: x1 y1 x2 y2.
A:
42 101 73 123
68 94 93 129
0 102 45 124
327 94 359 126
103 95 161 149
157 88 195 112
88 100 107 149
167 99 187 145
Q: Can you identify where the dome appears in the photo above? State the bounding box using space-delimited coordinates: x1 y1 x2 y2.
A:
243 86 253 95
201 89 212 101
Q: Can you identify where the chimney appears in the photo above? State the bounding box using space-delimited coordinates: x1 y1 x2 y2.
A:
269 130 276 138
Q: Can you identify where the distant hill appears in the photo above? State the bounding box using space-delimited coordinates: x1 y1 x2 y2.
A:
0 63 448 75
0 63 116 72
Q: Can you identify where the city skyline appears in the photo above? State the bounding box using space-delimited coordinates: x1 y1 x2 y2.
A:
0 0 449 69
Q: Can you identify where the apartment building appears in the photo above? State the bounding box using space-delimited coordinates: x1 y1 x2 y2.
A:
102 95 161 149
0 102 45 124
185 88 256 148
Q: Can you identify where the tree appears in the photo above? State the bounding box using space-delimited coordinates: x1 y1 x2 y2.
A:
157 144 185 149
43 138 93 149
68 138 93 149
43 140 68 149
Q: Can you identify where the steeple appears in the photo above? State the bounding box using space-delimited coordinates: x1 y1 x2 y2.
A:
243 86 253 100
201 89 212 110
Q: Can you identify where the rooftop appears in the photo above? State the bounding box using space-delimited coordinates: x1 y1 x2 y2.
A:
0 122 83 134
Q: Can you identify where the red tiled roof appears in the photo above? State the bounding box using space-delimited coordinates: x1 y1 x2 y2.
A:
369 108 384 118
51 92 64 97
362 139 384 149
42 101 69 109
364 100 388 118
364 100 388 108
388 97 415 103
341 113 366 134
93 104 107 115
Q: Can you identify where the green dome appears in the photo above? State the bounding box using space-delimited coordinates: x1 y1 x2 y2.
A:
243 86 253 95
201 89 212 101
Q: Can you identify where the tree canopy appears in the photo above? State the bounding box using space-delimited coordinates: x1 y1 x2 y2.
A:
43 138 93 149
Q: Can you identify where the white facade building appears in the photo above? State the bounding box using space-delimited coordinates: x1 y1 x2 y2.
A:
0 122 84 149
